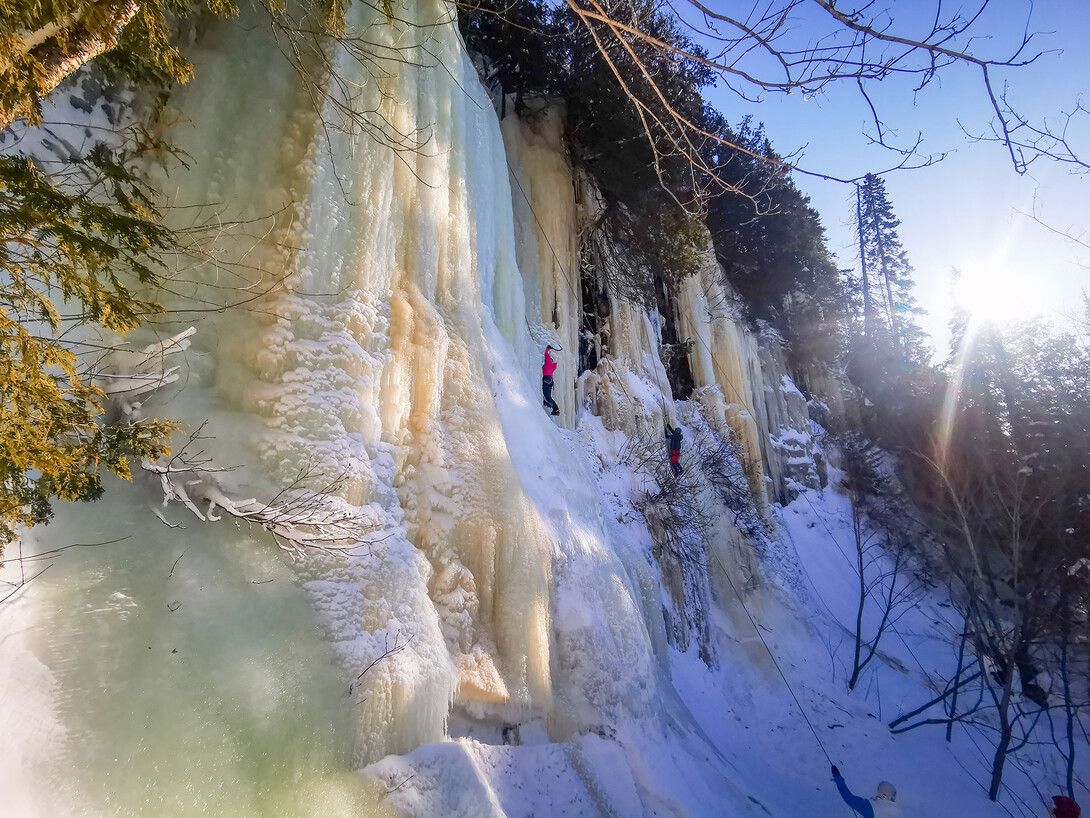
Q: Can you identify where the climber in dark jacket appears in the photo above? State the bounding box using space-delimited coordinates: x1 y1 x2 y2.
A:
1050 795 1082 818
542 345 560 416
664 418 683 477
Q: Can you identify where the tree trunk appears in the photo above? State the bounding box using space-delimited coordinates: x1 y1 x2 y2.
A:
856 183 874 340
1 0 140 132
947 622 970 742
988 634 1020 801
849 498 866 691
875 225 900 348
1061 617 1076 796
887 670 981 731
988 685 1014 801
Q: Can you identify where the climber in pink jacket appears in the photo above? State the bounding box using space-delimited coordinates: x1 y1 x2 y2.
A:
542 346 560 416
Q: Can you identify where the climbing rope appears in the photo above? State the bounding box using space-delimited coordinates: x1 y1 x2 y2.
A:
456 57 944 815
792 486 1043 815
679 314 842 765
505 156 581 303
685 295 754 410
673 317 863 783
796 489 936 682
666 452 837 770
710 545 836 765
508 160 658 437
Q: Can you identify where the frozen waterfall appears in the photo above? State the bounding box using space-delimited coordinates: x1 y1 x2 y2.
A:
0 0 824 814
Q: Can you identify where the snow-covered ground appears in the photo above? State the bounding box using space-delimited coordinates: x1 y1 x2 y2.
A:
358 405 1063 817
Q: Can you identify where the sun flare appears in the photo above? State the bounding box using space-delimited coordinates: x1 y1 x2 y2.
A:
952 265 1045 326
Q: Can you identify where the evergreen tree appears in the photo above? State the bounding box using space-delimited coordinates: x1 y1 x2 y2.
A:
704 118 847 364
461 1 848 360
0 132 181 547
905 317 1090 799
553 0 716 205
0 0 242 131
461 0 719 310
853 174 928 363
457 0 562 116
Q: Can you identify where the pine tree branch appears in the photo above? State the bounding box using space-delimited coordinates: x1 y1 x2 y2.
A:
1 0 141 132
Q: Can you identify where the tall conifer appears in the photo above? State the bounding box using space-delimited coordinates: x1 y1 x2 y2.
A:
854 174 928 362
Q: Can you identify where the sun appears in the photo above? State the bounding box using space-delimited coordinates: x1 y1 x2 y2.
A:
952 264 1045 326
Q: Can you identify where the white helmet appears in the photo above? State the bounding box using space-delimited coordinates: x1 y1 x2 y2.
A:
876 781 897 802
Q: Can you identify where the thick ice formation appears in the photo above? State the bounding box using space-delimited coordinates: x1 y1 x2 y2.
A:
164 0 695 769
211 0 563 752
1 0 827 814
501 105 580 430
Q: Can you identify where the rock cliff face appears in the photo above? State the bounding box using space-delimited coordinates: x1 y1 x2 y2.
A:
498 104 829 513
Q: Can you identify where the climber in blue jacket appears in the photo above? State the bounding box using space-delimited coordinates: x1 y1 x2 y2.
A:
832 765 899 817
833 765 874 818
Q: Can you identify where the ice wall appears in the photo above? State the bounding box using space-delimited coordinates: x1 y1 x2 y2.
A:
3 0 825 813
496 104 824 632
164 0 681 772
673 256 820 508
497 153 823 513
757 332 825 502
4 0 575 807
218 0 562 750
496 109 811 661
500 104 580 428
0 11 397 815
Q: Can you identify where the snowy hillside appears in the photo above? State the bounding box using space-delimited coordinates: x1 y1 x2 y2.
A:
0 1 1080 816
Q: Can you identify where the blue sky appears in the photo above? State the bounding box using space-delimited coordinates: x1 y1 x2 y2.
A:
703 0 1090 358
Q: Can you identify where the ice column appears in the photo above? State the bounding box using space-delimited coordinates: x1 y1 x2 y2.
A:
501 105 580 428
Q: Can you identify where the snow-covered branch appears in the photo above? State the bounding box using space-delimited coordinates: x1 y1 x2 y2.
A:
144 430 383 558
89 327 195 421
